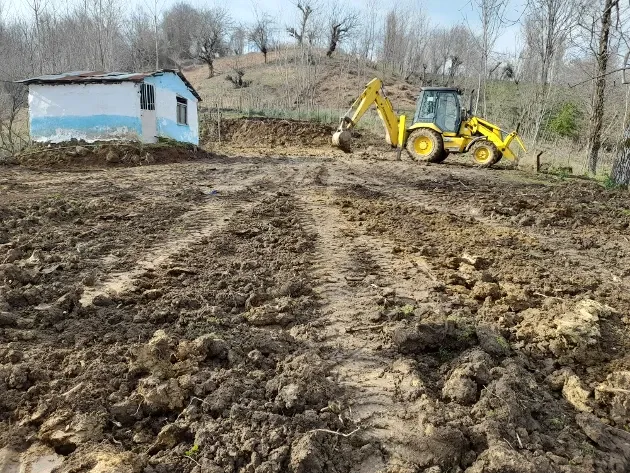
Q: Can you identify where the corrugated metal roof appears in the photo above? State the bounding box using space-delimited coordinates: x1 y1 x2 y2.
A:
16 69 201 101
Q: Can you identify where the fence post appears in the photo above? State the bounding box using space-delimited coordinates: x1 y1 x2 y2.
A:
217 102 221 146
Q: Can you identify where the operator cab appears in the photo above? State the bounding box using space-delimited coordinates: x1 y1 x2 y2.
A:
413 87 464 134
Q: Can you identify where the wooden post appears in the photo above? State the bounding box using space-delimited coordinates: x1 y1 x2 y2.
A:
217 102 221 146
536 151 543 173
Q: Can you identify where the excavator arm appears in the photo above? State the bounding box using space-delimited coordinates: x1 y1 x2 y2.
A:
332 78 404 151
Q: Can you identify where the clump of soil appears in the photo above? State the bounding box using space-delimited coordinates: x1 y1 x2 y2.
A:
15 140 211 168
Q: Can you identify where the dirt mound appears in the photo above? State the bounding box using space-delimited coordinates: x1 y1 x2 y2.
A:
14 141 211 168
203 117 335 148
202 116 391 155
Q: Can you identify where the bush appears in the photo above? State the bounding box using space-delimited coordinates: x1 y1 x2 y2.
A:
547 102 582 139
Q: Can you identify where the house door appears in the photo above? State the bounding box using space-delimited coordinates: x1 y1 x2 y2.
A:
140 83 157 143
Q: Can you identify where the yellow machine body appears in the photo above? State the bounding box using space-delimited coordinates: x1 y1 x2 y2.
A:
332 78 526 166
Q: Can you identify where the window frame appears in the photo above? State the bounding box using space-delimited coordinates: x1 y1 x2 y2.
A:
140 83 155 111
176 96 188 126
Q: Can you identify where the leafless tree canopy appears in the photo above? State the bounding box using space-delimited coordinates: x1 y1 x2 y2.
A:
192 7 231 78
248 13 274 63
287 1 315 46
326 5 358 57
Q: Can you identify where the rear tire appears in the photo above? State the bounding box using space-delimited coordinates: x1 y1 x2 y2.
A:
470 140 501 167
406 128 445 163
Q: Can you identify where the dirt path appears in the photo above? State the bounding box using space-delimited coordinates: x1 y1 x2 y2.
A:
302 188 438 470
80 194 255 306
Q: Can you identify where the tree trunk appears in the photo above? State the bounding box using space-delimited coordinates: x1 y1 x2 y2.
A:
326 40 336 57
263 51 267 63
586 0 616 174
206 60 214 78
611 127 630 185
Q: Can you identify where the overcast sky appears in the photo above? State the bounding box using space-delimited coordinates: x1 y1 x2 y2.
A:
4 0 526 55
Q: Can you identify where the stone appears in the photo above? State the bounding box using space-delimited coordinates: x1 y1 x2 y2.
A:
595 371 630 425
470 282 502 301
277 383 300 409
391 322 445 354
475 324 510 356
0 312 17 327
110 398 142 425
442 369 478 405
148 424 186 454
3 249 22 264
562 375 592 412
137 377 184 413
290 433 325 473
105 150 120 163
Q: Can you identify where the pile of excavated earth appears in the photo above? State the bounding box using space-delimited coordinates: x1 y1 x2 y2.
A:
1 119 630 473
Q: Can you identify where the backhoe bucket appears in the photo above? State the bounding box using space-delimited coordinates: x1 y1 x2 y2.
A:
332 129 352 152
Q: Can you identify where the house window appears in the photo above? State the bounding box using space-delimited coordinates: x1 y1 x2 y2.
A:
176 96 188 125
140 83 155 110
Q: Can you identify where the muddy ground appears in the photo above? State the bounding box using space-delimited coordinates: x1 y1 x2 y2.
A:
2 133 630 472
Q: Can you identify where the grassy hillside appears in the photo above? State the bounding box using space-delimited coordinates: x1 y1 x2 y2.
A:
183 49 418 136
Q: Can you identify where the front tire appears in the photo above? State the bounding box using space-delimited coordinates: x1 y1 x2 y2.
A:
470 140 501 167
406 128 445 163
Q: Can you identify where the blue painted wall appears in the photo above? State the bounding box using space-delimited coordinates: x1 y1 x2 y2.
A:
156 118 198 144
30 114 142 142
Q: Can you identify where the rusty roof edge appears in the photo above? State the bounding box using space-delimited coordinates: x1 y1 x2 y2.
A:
16 69 202 101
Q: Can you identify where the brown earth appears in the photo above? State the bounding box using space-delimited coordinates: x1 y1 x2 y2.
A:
201 117 393 159
13 141 210 168
2 123 630 472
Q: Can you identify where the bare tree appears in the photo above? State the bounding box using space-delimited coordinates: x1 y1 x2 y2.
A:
192 7 230 78
325 5 358 57
581 0 620 173
143 0 165 70
470 0 509 115
0 83 28 155
523 0 576 143
229 25 247 55
287 1 315 46
163 2 200 66
248 12 273 63
24 0 47 73
123 7 157 70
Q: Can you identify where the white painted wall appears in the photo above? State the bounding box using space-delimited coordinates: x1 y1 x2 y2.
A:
29 82 142 143
29 82 139 118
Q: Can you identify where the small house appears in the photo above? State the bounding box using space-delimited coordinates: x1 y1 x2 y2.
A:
17 70 201 145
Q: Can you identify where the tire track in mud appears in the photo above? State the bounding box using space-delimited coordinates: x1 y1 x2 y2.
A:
80 195 258 306
78 161 314 306
299 187 438 471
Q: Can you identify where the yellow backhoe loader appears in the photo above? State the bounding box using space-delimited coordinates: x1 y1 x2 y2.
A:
332 78 526 167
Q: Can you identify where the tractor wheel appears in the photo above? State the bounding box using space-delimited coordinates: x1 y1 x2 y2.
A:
470 140 501 167
406 128 445 163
